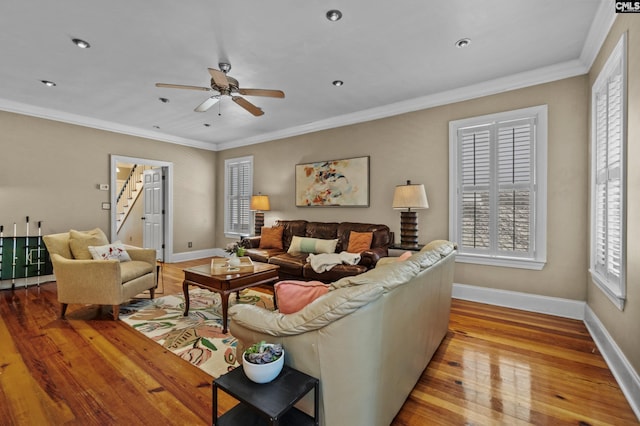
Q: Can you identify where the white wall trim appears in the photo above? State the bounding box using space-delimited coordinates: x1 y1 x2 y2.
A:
452 283 586 320
584 305 640 420
169 248 228 263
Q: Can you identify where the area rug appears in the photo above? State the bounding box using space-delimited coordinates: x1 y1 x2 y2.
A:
120 288 274 378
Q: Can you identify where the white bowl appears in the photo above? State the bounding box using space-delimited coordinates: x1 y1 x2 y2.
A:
242 349 285 383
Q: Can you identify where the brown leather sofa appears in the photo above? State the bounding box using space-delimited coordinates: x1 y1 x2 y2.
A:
243 220 392 282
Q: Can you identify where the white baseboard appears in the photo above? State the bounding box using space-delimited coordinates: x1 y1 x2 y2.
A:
168 248 228 263
584 305 640 420
0 275 56 290
452 282 586 320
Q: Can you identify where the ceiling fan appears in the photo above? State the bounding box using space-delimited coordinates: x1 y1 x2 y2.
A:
155 62 285 116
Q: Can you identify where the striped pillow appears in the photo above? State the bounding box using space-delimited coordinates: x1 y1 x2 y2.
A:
287 236 338 254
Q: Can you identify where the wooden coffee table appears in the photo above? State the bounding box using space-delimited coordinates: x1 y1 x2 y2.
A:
182 262 279 333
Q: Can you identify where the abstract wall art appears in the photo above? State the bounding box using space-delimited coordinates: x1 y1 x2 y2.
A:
295 156 370 207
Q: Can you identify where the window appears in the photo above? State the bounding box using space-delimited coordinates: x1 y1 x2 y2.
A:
224 156 253 237
590 34 626 310
449 105 547 269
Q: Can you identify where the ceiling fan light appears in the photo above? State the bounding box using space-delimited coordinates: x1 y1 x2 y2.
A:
326 10 342 21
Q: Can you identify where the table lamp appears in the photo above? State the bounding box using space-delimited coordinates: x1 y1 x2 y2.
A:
250 193 271 236
392 180 429 248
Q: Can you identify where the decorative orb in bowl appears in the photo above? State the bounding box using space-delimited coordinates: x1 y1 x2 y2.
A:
242 342 284 384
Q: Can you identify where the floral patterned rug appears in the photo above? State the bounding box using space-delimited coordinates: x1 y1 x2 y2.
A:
120 288 273 378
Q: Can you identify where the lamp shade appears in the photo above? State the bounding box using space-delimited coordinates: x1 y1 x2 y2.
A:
250 194 271 211
392 181 428 210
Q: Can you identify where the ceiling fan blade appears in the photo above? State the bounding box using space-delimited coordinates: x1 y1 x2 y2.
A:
208 68 229 88
232 96 264 116
155 83 211 91
194 96 220 112
238 88 285 98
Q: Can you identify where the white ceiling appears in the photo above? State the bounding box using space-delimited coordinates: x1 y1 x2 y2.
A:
0 1 613 151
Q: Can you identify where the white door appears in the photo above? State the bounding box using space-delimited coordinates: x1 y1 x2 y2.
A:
143 168 164 261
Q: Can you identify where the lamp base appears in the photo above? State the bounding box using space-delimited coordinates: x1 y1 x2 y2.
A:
254 212 265 236
399 211 420 249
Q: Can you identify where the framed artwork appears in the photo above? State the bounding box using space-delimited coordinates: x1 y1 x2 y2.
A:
295 156 370 207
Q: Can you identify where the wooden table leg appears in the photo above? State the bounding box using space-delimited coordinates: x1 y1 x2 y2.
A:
220 292 230 334
183 281 190 316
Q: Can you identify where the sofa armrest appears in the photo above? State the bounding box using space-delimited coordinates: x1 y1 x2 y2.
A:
359 246 388 268
125 247 157 265
49 253 123 301
242 236 261 249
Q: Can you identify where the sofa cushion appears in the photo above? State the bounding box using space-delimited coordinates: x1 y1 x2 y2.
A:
330 259 420 291
69 228 109 260
268 252 309 276
346 231 373 253
410 250 442 269
43 232 74 259
376 251 412 267
421 240 456 256
259 226 284 249
274 220 308 252
274 280 329 314
88 241 132 262
303 262 366 283
229 283 385 335
120 260 154 283
287 236 338 254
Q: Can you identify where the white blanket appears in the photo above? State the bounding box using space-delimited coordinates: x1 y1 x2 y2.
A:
307 251 361 273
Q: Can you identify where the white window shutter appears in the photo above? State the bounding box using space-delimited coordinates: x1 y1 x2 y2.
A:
496 119 534 256
225 157 253 236
459 127 491 252
590 33 626 308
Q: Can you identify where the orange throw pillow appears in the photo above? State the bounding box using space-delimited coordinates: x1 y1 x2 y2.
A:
347 231 373 253
259 226 284 249
274 280 329 314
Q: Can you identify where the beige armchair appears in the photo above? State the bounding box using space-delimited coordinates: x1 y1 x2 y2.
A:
43 228 157 320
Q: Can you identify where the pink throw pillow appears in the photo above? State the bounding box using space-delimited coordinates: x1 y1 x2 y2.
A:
274 280 329 314
397 251 413 262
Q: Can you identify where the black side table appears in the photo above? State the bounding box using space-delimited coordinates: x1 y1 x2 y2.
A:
212 365 319 426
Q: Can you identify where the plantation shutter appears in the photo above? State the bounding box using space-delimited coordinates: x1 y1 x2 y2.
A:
225 157 253 235
457 119 535 257
497 118 534 256
459 126 491 253
593 65 623 291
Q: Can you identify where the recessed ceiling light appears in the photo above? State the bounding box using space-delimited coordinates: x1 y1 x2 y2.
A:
40 80 56 87
153 125 160 129
332 80 344 87
326 10 342 21
159 97 170 103
72 38 91 49
204 123 211 127
455 38 471 48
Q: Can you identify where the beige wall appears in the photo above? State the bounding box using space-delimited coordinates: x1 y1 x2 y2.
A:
0 111 217 255
216 75 589 301
587 15 640 377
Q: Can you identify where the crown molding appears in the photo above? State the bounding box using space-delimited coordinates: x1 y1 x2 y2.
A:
0 98 217 151
580 0 617 70
220 58 588 150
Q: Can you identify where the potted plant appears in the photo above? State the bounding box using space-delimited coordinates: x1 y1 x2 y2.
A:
242 341 284 383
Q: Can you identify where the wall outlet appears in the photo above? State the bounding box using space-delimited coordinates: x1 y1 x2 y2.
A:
188 242 192 248
99 184 109 191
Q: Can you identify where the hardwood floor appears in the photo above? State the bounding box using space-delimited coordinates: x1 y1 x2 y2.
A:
0 257 637 425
